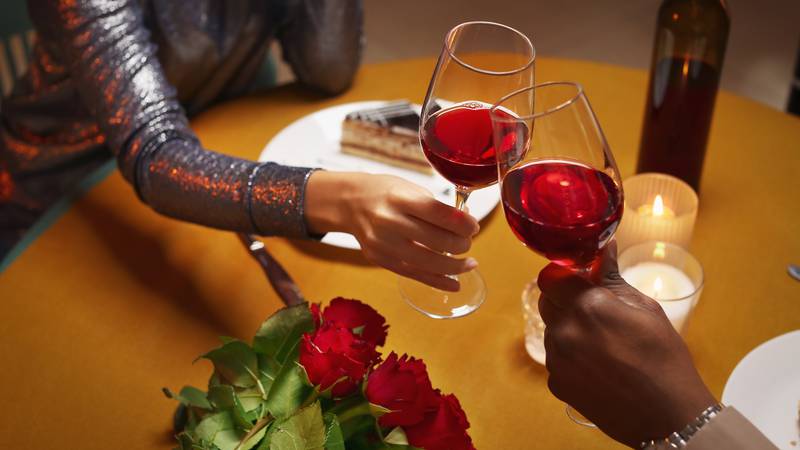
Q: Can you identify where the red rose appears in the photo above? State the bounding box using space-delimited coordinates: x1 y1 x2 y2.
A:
299 322 380 397
310 303 322 328
405 393 475 450
321 297 388 346
365 352 438 427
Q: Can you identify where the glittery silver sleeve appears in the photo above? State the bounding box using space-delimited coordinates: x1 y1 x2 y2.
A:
19 0 361 238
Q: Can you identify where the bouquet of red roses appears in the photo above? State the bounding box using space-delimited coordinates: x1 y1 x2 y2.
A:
167 298 475 450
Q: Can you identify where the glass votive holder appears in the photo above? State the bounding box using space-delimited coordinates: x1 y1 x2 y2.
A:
619 241 704 334
521 281 546 365
616 173 698 251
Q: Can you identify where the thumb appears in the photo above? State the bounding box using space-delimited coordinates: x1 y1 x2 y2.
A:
597 240 625 287
599 240 666 314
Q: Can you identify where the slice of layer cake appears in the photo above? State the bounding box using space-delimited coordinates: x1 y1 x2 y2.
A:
341 101 432 174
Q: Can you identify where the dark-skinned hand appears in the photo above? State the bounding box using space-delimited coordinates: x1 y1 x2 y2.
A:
538 243 717 448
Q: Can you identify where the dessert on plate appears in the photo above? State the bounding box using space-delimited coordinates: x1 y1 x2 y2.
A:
341 101 433 174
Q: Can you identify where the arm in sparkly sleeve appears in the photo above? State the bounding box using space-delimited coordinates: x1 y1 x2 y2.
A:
27 0 316 238
278 0 364 95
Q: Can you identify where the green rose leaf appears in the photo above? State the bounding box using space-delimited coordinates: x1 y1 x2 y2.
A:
207 385 254 431
238 386 267 413
219 336 238 345
194 411 240 450
201 340 260 388
338 415 374 441
270 401 326 450
255 421 277 450
253 303 314 366
322 413 345 450
266 362 313 419
239 424 268 450
383 427 409 446
175 432 197 450
258 353 279 391
176 386 212 410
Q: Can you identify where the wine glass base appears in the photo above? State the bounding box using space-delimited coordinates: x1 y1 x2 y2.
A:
399 270 486 319
521 280 546 365
566 405 597 428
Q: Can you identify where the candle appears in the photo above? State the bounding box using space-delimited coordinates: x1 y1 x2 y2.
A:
621 261 696 331
616 174 698 251
636 195 675 218
618 241 704 334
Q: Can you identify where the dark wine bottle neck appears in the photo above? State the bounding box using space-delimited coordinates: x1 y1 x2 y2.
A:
655 0 730 69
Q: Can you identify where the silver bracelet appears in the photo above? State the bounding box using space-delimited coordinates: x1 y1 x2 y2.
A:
641 404 725 449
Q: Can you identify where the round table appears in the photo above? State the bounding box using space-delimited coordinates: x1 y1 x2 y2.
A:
1 57 798 449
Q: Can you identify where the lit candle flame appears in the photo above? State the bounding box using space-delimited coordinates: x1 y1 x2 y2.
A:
653 195 665 217
653 276 663 300
653 241 666 259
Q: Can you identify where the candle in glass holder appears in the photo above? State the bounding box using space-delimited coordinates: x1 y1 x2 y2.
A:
619 241 704 334
616 173 698 250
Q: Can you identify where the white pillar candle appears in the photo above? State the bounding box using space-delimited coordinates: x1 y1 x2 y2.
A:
616 174 698 251
621 261 697 332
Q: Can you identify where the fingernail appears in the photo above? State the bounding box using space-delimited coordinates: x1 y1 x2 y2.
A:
465 257 478 270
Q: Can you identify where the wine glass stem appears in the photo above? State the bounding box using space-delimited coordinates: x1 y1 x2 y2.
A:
451 189 472 261
570 263 599 281
454 188 471 212
445 188 473 280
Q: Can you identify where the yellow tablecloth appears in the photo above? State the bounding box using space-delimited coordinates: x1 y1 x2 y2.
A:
1 57 798 449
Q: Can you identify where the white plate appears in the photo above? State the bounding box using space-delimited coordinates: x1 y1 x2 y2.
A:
722 330 800 449
259 101 501 250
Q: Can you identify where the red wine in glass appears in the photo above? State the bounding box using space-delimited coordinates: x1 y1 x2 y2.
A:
501 159 623 267
421 101 526 189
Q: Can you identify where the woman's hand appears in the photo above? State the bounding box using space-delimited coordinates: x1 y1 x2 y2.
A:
305 171 480 291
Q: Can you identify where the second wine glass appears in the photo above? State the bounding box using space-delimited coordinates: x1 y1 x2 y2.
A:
491 82 624 426
399 21 535 319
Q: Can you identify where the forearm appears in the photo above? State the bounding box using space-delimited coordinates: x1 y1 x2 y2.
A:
140 141 316 237
29 0 316 237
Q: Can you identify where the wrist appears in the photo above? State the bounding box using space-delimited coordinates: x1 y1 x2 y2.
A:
304 171 360 235
662 384 718 433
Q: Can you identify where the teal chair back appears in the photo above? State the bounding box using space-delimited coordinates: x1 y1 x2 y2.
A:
1 1 34 97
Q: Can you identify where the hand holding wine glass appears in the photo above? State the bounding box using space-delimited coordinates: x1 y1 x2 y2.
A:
305 171 480 292
399 21 535 319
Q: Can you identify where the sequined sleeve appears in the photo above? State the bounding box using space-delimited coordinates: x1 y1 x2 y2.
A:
279 0 364 95
27 0 317 238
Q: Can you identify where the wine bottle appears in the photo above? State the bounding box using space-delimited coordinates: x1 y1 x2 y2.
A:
636 0 730 192
787 41 800 115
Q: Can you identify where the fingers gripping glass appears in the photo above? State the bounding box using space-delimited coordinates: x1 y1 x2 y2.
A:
491 82 624 426
399 21 535 319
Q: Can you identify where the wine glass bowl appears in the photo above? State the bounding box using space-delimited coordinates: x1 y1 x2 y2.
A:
492 82 624 271
420 21 535 192
399 21 535 319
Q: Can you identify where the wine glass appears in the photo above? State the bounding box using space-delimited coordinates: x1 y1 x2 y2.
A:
398 21 535 319
491 82 624 426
